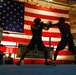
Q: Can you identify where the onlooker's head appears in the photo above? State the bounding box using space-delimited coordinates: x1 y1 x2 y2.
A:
8 53 12 57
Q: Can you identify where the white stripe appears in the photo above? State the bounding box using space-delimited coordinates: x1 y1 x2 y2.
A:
42 37 61 41
25 7 69 18
43 28 60 33
1 41 16 46
3 33 32 39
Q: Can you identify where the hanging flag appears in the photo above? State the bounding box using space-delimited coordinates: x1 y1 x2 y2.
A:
2 2 70 47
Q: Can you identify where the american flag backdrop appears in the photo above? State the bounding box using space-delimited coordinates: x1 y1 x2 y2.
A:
0 0 74 60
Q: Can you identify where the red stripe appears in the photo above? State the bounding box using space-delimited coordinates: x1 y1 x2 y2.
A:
42 32 61 37
25 3 68 14
43 41 59 46
0 47 18 53
25 12 69 21
2 36 30 44
24 20 34 25
0 46 74 55
24 29 61 37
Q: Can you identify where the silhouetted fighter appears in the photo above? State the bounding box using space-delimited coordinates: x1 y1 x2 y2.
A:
16 18 51 65
49 17 76 65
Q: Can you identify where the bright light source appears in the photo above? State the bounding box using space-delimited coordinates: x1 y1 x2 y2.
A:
5 53 15 58
1 41 16 46
50 0 53 1
48 0 53 2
